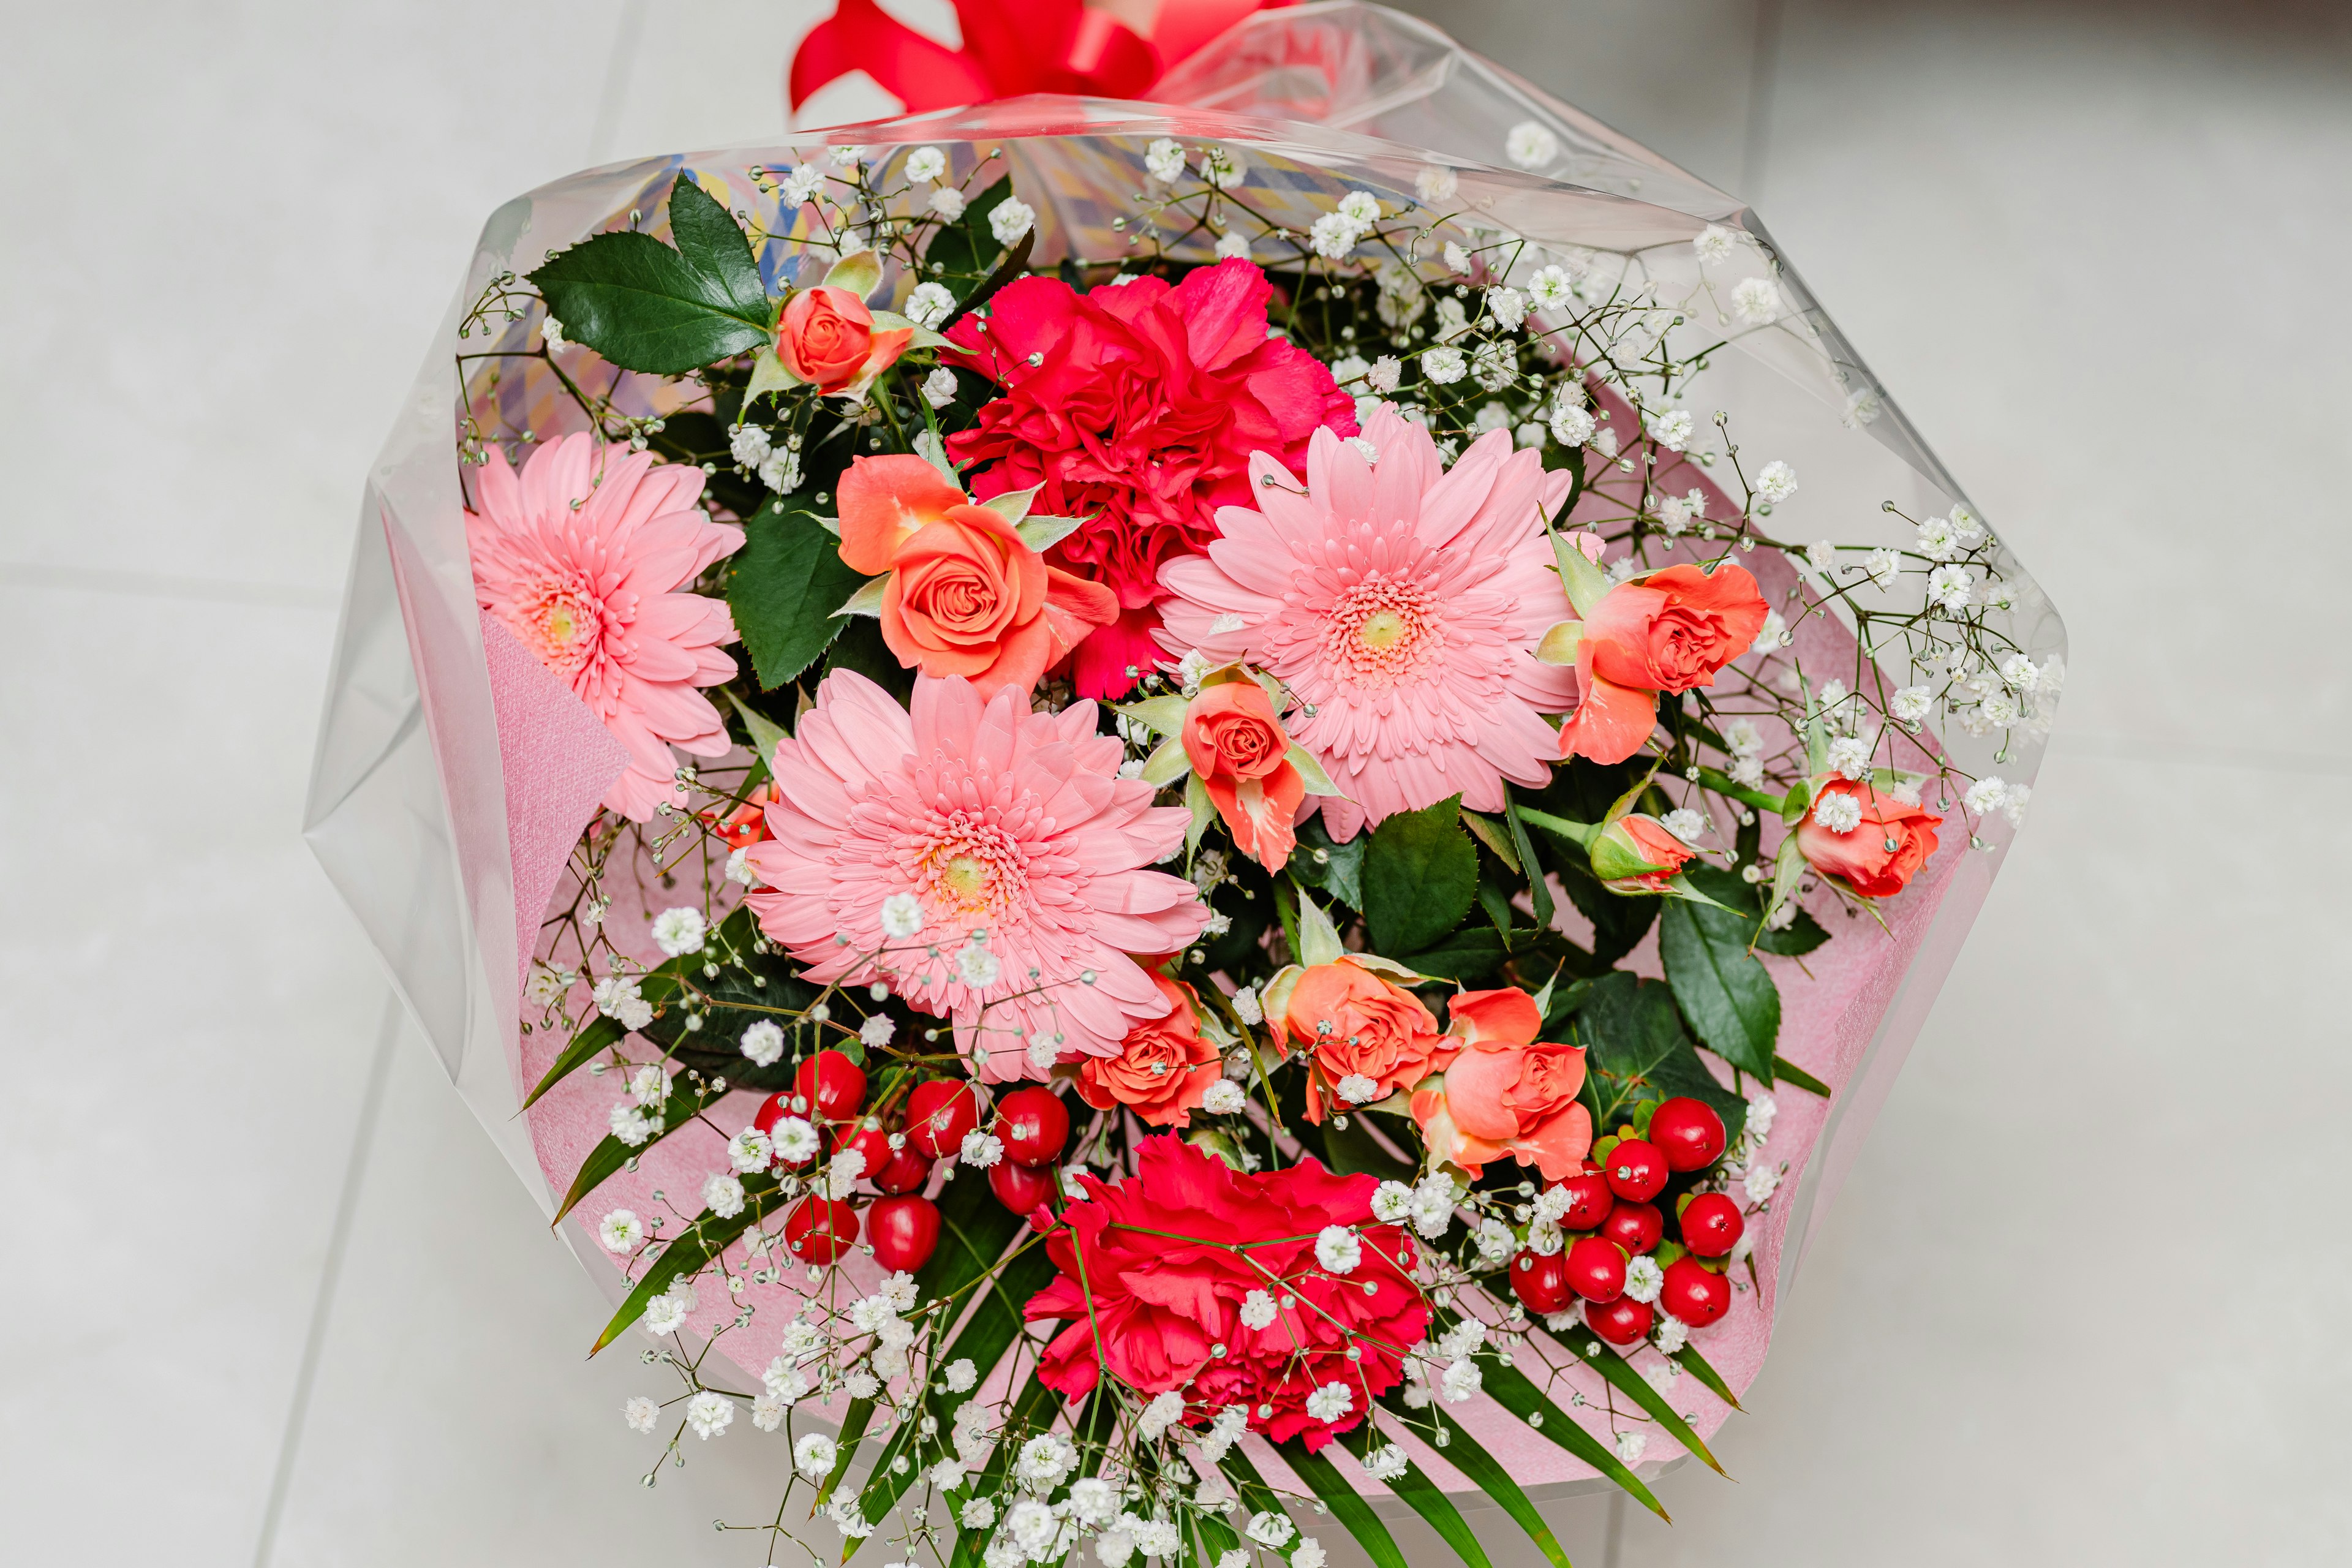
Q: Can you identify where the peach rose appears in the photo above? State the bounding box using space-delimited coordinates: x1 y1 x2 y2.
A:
1182 681 1304 873
1076 972 1223 1128
1559 562 1769 764
776 285 911 396
1410 987 1591 1181
837 456 1118 695
1796 779 1942 897
1589 813 1695 892
1280 959 1456 1123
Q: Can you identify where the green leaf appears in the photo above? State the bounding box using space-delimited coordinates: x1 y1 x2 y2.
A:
726 689 790 770
1670 1341 1744 1410
728 502 872 689
1320 1111 1417 1180
1460 809 1521 872
1504 796 1554 929
589 1169 784 1350
1294 888 1346 968
1284 1444 1409 1568
1017 513 1086 552
1680 861 1828 956
1340 1424 1494 1568
925 175 1016 286
1658 895 1781 1082
1771 1054 1831 1097
1575 973 1745 1146
1559 1325 1728 1476
1362 795 1478 956
529 175 772 374
1396 925 1507 982
1289 815 1365 910
814 1396 875 1502
558 1081 719 1227
1479 1360 1670 1521
822 617 914 705
522 1014 622 1110
1415 1406 1576 1568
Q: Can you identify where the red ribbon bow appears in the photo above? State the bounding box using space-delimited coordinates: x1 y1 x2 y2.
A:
790 0 1286 113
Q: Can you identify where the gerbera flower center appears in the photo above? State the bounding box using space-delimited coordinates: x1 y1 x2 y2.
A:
1324 576 1441 688
510 576 601 677
913 813 1025 917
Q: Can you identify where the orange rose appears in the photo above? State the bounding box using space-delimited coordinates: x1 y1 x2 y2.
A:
1589 813 1694 892
1796 779 1942 897
1558 562 1769 764
1280 959 1456 1123
1076 973 1223 1128
837 456 1118 695
1181 681 1304 873
1409 987 1591 1182
776 285 912 395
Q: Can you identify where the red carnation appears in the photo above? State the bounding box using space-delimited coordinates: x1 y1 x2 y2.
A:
1025 1136 1427 1452
944 260 1357 698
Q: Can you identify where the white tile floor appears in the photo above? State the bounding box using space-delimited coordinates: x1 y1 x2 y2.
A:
5 1 2350 1564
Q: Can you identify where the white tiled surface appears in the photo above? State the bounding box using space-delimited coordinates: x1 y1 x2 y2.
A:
4 2 2350 1564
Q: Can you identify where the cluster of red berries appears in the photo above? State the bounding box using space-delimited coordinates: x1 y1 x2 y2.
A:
747 1050 1072 1274
1510 1096 1744 1345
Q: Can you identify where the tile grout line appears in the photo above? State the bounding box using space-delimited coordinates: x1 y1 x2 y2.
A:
250 990 404 1568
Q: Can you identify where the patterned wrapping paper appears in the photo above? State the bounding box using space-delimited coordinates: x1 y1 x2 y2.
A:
304 0 2060 1506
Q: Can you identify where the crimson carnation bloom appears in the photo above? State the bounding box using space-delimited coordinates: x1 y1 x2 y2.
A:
943 259 1357 699
1027 1136 1428 1451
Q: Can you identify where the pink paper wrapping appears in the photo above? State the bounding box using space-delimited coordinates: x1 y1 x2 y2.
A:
306 0 2062 1507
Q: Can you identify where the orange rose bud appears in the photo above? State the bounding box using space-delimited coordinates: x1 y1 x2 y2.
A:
1281 959 1456 1123
1796 779 1942 897
1075 973 1223 1128
776 285 912 395
1588 813 1694 891
1180 681 1305 873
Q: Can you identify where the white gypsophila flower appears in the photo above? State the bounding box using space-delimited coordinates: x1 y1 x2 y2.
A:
1731 276 1781 325
1746 1163 1781 1202
1293 1541 1327 1568
2000 783 2032 825
767 1116 820 1166
703 1172 747 1219
1335 1073 1379 1106
1653 491 1697 536
1856 546 1895 590
1199 145 1243 189
1370 1180 1414 1223
1411 1174 1459 1237
1345 435 1379 466
628 1063 669 1107
1506 119 1560 167
782 163 826 203
1008 1498 1061 1557
942 1357 979 1393
1314 1226 1362 1275
1754 459 1798 503
1017 1433 1076 1491
1521 1218 1563 1256
1194 1472 1236 1512
926 184 968 221
1144 137 1187 183
962 1129 1005 1169
831 143 869 168
1330 352 1371 386
1135 1390 1186 1441
827 1147 867 1199
876 891 924 940
1440 1358 1483 1403
650 905 707 957
541 315 570 354
1439 1318 1486 1359
860 1014 895 1048
1304 1381 1354 1422
1964 776 2009 814
1616 1431 1648 1464
1605 554 1639 586
1646 405 1695 451
1542 1309 1578 1333
1068 1476 1118 1526
1813 791 1863 834
1844 386 1883 426
1096 1532 1137 1568
1470 341 1517 392
1239 1289 1280 1330
1361 1442 1409 1481
1591 426 1621 459
1951 502 1986 543
931 1459 969 1491
1483 285 1528 328
1653 1313 1690 1354
1246 1510 1296 1549
1443 240 1473 274
922 366 960 409
1751 608 1787 652
794 1431 839 1479
1435 294 1470 340
829 1498 874 1539
725 846 761 887
1308 211 1363 260
1354 358 1398 399
1916 514 1959 561
1694 223 1738 263
1890 776 1924 807
1550 403 1596 447
990 198 1035 246
1978 692 2020 728
752 1393 786 1431
1660 808 1706 843
1415 164 1458 203
1139 1520 1185 1559
598 1208 644 1253
1891 685 1934 724
1527 264 1575 311
960 1498 998 1530
905 281 957 330
1532 1183 1573 1226
956 940 1002 987
524 963 566 1009
2000 653 2041 691
624 1395 660 1433
1724 717 1763 756
1421 345 1467 384
1474 1216 1515 1267
642 1289 690 1338
1228 984 1263 1024
609 1102 657 1146
1199 1078 1248 1115
1623 1254 1665 1304
1642 1357 1683 1396
1825 734 1874 781
1928 564 1975 612
1337 189 1382 225
1473 401 1511 435
729 423 772 467
739 1019 786 1067
759 447 803 495
1213 228 1251 261
687 1390 734 1439
904 145 948 182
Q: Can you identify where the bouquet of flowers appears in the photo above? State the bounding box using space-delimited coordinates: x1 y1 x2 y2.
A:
306 5 2061 1564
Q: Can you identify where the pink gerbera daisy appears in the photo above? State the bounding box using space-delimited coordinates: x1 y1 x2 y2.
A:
1156 405 1577 839
467 432 744 821
742 671 1209 1081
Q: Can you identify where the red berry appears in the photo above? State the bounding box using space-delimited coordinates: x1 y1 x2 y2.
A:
1599 1201 1663 1255
988 1156 1058 1216
1602 1137 1668 1202
793 1049 867 1122
1586 1294 1656 1346
1510 1248 1574 1315
752 1093 815 1158
1649 1098 1728 1172
1660 1257 1732 1327
782 1197 858 1264
903 1079 982 1160
865 1195 942 1273
995 1086 1070 1168
1679 1193 1744 1259
839 1121 893 1179
1551 1166 1615 1231
1564 1235 1628 1303
869 1144 934 1196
